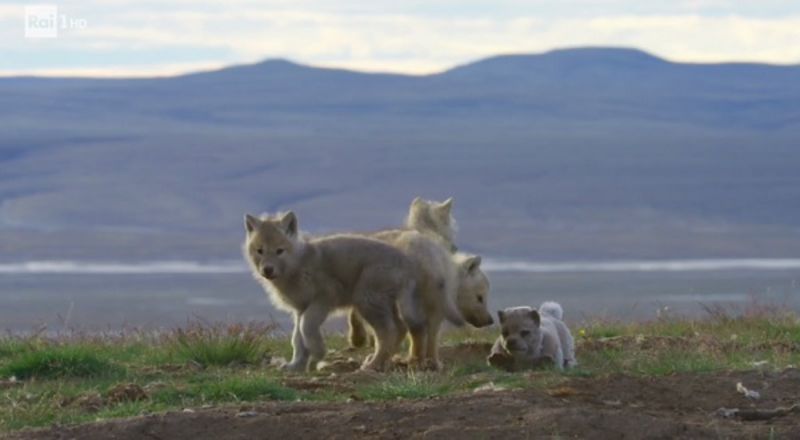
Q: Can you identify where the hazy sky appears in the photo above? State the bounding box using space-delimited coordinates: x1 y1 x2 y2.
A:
3 0 800 76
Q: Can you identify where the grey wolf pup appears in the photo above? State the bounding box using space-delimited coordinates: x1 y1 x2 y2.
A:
243 211 424 372
487 301 577 371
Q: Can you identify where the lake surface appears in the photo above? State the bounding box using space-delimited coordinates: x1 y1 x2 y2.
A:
1 260 798 333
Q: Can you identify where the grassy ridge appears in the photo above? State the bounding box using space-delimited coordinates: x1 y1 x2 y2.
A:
1 312 798 433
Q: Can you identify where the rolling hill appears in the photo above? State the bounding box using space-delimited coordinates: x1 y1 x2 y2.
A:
1 47 799 262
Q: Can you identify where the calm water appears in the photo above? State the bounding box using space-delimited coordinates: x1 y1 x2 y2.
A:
1 265 798 333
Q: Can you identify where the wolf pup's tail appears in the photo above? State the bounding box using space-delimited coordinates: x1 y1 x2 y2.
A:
539 301 563 321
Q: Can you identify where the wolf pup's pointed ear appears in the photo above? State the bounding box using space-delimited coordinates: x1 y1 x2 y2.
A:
530 309 541 327
438 197 454 214
279 211 298 238
410 196 423 207
463 255 482 274
244 214 260 234
497 310 506 324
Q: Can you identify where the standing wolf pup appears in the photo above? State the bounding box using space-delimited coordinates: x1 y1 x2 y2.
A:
488 301 577 372
348 197 460 349
243 211 424 372
387 230 494 369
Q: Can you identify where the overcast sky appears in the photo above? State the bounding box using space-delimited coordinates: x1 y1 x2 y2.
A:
3 0 800 77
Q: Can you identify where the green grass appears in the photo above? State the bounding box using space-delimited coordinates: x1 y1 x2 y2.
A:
633 350 723 375
1 313 798 434
198 375 297 402
356 372 453 400
0 345 118 380
0 340 29 359
169 323 272 367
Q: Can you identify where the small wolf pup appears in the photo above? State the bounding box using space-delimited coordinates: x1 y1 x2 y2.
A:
349 197 460 348
243 211 424 372
487 302 577 372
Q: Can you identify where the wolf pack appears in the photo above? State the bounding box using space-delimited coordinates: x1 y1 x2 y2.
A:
243 198 577 373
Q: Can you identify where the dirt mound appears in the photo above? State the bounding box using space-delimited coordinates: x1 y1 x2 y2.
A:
11 370 800 439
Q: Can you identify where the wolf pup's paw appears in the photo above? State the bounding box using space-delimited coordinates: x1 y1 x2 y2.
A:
362 353 375 365
360 359 389 372
417 358 443 371
281 360 308 373
531 356 556 370
361 353 390 372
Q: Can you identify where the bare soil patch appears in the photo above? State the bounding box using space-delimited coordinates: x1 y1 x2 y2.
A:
12 369 800 440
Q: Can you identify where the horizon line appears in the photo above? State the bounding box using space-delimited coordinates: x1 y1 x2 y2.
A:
2 45 799 81
2 258 800 275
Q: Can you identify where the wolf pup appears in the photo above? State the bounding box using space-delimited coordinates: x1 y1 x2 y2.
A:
487 301 577 372
388 231 494 369
422 251 494 368
349 197 459 348
370 197 458 251
405 197 457 251
243 211 423 372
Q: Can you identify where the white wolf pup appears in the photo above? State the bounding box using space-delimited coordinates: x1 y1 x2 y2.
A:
369 197 458 251
349 197 460 348
389 231 493 369
243 211 424 372
405 197 457 251
487 301 577 372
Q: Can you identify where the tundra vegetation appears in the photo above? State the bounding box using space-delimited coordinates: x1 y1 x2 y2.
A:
1 305 798 434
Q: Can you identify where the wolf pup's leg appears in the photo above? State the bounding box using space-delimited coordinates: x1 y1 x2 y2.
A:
561 325 578 368
406 326 428 366
395 279 425 332
348 310 369 349
540 331 565 371
395 281 427 366
357 300 402 371
553 349 565 371
283 312 310 372
297 304 329 372
424 318 444 370
391 305 409 348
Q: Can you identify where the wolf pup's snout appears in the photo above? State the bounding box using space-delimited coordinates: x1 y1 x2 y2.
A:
504 337 521 350
468 312 494 328
261 265 276 279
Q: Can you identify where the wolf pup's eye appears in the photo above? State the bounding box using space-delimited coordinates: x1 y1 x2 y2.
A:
520 330 531 337
477 296 484 304
256 248 264 255
275 248 285 256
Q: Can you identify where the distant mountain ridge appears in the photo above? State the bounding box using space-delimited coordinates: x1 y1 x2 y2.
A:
1 47 799 262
